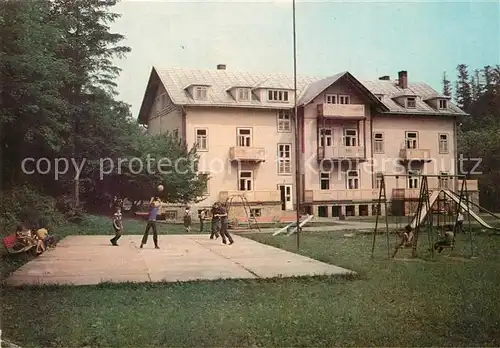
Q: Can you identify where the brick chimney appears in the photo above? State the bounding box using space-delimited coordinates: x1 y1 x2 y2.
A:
217 64 226 70
379 75 390 81
398 70 408 89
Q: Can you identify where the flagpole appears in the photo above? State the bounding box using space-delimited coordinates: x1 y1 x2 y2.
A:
292 0 300 250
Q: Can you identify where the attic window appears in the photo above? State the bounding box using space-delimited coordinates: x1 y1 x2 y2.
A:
194 86 208 100
268 89 289 102
237 88 250 101
406 97 416 108
438 99 447 109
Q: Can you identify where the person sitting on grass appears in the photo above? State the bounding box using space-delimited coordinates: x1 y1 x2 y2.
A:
433 224 455 253
16 223 43 254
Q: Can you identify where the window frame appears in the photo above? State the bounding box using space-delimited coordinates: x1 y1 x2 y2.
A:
277 110 291 133
267 89 289 103
325 94 337 104
238 170 253 191
338 95 351 104
237 88 251 101
405 131 418 149
439 133 449 154
320 128 333 147
320 172 330 190
194 86 208 100
406 97 416 108
373 132 384 154
250 208 262 218
195 128 208 151
346 170 360 190
237 127 252 147
343 128 358 147
277 143 292 175
438 99 448 109
407 170 420 189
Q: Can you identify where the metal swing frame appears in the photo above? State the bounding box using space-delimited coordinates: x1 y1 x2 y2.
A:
371 174 475 260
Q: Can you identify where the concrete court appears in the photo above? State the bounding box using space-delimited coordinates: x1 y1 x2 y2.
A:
5 234 355 286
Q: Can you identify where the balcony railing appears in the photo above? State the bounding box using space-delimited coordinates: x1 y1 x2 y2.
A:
318 146 365 161
304 189 378 202
317 103 366 119
219 190 281 202
399 148 431 162
229 146 266 162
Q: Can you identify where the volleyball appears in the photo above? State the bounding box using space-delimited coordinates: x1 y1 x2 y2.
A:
157 185 164 192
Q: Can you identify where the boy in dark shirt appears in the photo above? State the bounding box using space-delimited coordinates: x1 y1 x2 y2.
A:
217 203 234 245
140 197 161 249
209 202 220 239
110 206 124 246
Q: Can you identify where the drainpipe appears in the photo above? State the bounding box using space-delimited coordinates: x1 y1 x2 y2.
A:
454 116 459 191
370 110 374 188
181 105 187 145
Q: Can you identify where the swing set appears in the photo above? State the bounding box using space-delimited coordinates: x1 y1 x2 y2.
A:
370 174 475 260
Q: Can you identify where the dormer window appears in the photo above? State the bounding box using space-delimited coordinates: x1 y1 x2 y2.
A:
267 89 289 102
237 88 251 101
406 97 416 108
194 86 208 100
438 99 447 109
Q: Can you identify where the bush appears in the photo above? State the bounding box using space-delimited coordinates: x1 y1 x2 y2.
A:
0 186 67 234
55 195 86 223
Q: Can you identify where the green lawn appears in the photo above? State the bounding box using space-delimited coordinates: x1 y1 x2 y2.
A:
1 215 500 347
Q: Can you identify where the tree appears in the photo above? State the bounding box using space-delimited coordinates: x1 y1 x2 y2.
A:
87 132 209 208
442 71 452 97
455 64 472 111
470 69 481 102
0 0 71 188
48 0 131 206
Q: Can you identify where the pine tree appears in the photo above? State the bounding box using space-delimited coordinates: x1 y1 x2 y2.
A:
455 64 472 111
442 71 452 97
470 69 481 102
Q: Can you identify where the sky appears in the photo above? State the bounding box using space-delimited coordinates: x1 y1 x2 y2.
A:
110 0 500 118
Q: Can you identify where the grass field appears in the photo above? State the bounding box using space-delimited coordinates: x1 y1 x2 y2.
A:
2 215 500 347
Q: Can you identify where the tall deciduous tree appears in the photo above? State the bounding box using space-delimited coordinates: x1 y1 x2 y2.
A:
0 0 71 187
49 0 131 206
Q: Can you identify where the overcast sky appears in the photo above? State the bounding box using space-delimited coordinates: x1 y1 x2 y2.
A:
110 0 500 118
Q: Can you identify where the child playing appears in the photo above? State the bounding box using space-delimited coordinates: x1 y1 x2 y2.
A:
434 224 455 253
183 206 192 233
110 206 124 246
140 197 161 249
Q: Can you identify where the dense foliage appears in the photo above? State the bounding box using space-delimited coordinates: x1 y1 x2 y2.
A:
0 0 207 231
449 64 500 210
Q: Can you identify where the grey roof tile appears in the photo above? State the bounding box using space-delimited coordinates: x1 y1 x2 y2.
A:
154 67 465 115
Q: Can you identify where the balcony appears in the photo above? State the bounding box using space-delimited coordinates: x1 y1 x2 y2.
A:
399 148 431 162
317 103 365 119
318 146 366 161
229 146 266 163
304 189 378 203
219 190 281 203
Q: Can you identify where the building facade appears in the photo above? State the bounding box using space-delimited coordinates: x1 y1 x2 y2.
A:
137 66 479 220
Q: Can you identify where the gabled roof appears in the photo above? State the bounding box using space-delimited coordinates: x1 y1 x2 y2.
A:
298 71 389 111
361 80 466 115
137 67 467 123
